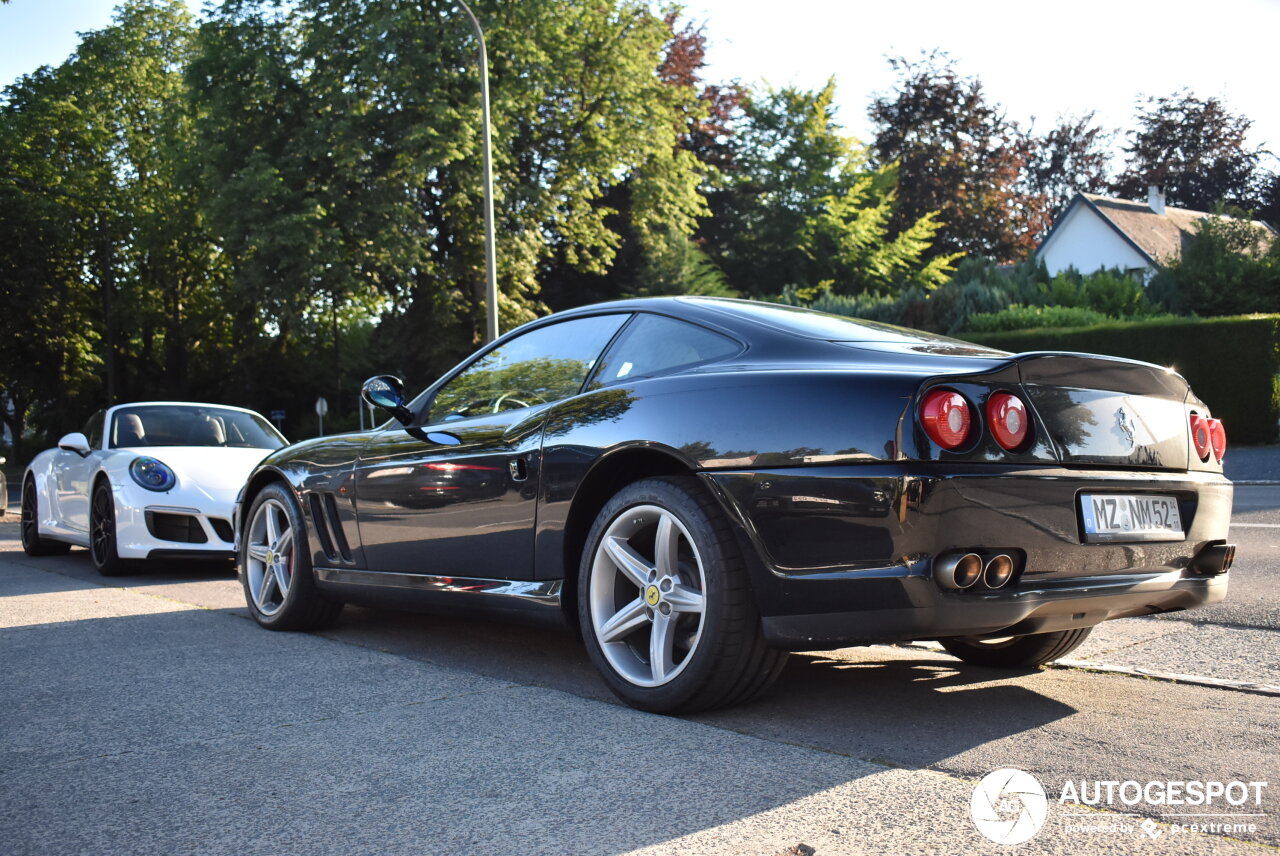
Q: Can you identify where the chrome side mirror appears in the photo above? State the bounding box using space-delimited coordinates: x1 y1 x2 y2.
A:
57 432 91 457
361 375 414 425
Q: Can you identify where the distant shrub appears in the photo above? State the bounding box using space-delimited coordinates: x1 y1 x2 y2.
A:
964 304 1110 332
964 315 1280 443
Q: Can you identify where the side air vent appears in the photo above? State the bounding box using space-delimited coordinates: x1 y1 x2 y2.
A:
307 492 354 563
323 493 353 562
307 493 338 560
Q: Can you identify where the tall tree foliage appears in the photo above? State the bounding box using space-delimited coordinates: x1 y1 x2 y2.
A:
1113 91 1264 211
192 0 706 393
1 0 218 454
869 52 1046 262
703 81 953 297
1022 113 1113 218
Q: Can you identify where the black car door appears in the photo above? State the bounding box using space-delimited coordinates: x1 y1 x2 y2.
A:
353 313 629 580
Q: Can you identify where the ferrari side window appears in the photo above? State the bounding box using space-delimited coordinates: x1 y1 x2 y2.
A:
428 314 629 423
591 314 741 388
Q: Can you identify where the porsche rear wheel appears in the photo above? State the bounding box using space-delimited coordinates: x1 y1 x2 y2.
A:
241 483 343 631
90 481 128 576
20 479 71 557
940 628 1093 668
579 476 787 714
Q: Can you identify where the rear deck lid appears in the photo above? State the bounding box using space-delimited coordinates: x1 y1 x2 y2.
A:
1013 352 1190 470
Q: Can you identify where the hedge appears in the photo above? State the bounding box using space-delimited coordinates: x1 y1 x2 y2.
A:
961 314 1280 444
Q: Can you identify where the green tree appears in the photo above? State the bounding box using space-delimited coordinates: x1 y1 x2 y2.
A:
1113 91 1264 211
868 52 1046 261
1 1 214 453
702 80 952 298
1023 113 1113 218
1147 215 1280 315
192 0 706 396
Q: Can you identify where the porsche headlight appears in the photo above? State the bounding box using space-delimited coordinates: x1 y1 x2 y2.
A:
129 456 176 492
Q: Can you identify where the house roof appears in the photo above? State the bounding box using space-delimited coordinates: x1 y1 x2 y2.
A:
1039 192 1277 267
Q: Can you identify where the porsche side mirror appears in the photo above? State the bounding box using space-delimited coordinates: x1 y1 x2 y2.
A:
361 375 415 426
57 432 91 457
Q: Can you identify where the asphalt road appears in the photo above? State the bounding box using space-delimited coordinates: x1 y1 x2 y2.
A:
1 487 1277 854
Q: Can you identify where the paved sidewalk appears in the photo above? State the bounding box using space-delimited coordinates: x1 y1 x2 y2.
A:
3 536 1272 855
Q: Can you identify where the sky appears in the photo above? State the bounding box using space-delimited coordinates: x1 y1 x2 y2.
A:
2 0 1278 169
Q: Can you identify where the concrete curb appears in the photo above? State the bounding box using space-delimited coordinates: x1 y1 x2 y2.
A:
890 642 1280 698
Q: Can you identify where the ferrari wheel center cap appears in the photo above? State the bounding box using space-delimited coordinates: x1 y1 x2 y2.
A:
265 550 274 564
645 585 661 607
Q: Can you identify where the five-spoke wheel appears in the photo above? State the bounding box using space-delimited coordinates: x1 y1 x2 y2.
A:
239 483 343 630
579 477 787 713
244 496 294 617
589 504 707 687
90 481 127 575
940 628 1093 667
21 478 71 557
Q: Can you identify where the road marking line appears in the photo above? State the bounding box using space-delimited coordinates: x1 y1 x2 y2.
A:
1229 522 1280 527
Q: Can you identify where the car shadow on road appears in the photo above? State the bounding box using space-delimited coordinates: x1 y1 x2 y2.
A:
315 600 1079 776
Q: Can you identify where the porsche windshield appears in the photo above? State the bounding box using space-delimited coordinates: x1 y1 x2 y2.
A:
109 405 285 450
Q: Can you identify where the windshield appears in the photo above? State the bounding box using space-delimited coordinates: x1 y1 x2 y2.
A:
109 405 286 450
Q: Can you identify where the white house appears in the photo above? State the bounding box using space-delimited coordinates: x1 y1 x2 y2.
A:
1036 186 1276 278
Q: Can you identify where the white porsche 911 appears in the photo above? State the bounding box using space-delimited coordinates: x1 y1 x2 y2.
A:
21 402 286 575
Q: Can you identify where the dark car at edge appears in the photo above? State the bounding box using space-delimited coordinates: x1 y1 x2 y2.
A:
234 297 1234 713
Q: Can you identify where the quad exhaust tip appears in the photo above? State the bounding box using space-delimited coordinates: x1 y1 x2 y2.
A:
934 551 1017 590
935 552 983 589
983 554 1014 588
1191 543 1236 576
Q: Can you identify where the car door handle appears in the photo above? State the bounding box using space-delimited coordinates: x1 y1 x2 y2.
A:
508 457 528 482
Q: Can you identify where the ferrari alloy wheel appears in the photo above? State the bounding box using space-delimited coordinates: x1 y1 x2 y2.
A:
240 483 342 630
90 481 128 576
589 503 707 688
580 476 787 713
20 479 71 557
940 627 1093 668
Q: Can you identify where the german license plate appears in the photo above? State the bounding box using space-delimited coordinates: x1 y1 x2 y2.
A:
1080 494 1183 542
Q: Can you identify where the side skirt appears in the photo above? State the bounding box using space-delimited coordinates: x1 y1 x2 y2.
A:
314 567 567 628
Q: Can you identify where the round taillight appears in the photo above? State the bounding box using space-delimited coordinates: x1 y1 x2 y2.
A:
986 392 1030 451
921 389 972 450
1208 418 1227 461
1189 413 1212 461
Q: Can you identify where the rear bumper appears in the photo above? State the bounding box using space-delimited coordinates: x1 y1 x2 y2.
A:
702 464 1233 648
760 570 1226 648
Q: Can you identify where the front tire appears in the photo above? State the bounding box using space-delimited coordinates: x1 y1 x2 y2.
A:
20 479 71 557
240 483 343 631
90 481 129 576
579 476 787 714
940 628 1093 668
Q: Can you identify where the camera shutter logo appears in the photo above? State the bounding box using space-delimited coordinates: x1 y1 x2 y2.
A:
971 768 1049 845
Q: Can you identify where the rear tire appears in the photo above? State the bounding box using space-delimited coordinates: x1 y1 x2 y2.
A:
579 476 787 714
90 481 129 576
240 483 343 631
20 479 71 557
940 628 1093 668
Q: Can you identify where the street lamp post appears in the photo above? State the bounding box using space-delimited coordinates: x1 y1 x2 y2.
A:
454 0 500 343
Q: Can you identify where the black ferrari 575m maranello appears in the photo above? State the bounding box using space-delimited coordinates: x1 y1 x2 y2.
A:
235 296 1234 712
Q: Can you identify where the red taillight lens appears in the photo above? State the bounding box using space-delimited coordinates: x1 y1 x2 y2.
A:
986 392 1030 451
1208 418 1227 461
1189 413 1212 461
921 389 972 450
